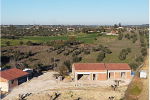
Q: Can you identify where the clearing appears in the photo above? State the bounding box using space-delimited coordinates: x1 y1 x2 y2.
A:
3 71 131 100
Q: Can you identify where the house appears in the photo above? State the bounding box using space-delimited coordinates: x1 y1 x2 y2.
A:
0 68 29 92
106 30 118 36
72 63 131 81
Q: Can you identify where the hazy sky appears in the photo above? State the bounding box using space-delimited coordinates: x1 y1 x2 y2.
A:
1 0 149 25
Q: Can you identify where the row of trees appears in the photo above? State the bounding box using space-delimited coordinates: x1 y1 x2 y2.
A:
118 33 138 43
129 30 148 70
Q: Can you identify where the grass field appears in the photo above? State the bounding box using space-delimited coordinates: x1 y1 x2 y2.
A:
81 37 141 64
1 33 102 46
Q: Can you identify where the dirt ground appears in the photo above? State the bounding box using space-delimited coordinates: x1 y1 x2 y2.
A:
125 56 149 100
3 71 131 100
138 56 149 100
24 86 127 100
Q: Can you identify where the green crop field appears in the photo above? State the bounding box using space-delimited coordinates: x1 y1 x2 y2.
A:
1 33 117 46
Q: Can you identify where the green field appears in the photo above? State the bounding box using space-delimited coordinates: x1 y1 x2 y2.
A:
1 33 115 46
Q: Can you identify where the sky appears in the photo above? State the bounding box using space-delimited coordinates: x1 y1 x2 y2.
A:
1 0 149 25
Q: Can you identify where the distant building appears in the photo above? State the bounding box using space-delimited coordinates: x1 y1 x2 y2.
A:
67 28 75 32
0 68 29 92
117 27 124 29
106 30 118 36
72 63 131 81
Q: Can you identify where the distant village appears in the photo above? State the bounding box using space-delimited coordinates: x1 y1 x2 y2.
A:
1 24 149 37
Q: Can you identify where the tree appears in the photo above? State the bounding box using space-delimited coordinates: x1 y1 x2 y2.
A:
28 51 33 56
13 51 21 61
135 56 144 63
51 57 54 62
118 48 131 60
141 48 147 56
26 41 33 46
132 36 137 43
84 50 90 54
129 63 138 70
118 23 121 27
19 41 24 45
97 52 105 62
127 48 131 53
73 56 82 62
58 66 68 77
118 33 123 40
119 53 126 60
103 48 112 54
125 34 130 39
114 24 118 28
35 63 43 73
64 60 71 72
141 43 146 47
6 41 10 46
140 36 144 43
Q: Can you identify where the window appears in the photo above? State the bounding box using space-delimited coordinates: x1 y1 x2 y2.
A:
11 80 14 84
121 72 126 78
93 74 96 80
108 73 111 78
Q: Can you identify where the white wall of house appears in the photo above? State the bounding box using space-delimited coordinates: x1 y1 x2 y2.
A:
0 81 9 92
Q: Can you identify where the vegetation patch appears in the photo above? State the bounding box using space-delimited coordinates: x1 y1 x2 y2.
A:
129 85 142 95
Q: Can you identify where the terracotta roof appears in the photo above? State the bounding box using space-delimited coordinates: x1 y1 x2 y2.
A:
105 63 131 70
74 63 106 70
0 68 29 81
73 63 131 70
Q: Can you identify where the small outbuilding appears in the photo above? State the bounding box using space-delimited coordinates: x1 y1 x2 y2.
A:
0 68 29 92
139 70 147 79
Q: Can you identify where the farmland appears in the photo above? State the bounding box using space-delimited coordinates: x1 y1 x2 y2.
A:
1 31 143 69
1 33 100 46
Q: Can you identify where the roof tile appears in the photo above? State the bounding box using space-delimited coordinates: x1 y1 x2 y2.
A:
0 68 29 81
74 63 131 70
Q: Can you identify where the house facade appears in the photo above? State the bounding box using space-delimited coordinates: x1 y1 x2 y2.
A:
0 68 29 92
72 63 131 81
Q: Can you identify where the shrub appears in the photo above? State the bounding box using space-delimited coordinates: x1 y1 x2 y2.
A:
125 34 130 39
19 41 24 45
64 60 71 72
127 48 131 53
129 63 138 70
119 53 126 60
135 56 144 63
73 56 82 62
84 50 90 55
119 48 131 60
97 52 105 62
141 48 147 56
103 48 112 54
118 33 123 40
141 43 146 47
64 52 69 56
58 66 68 77
132 36 137 43
5 41 11 46
26 41 33 46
